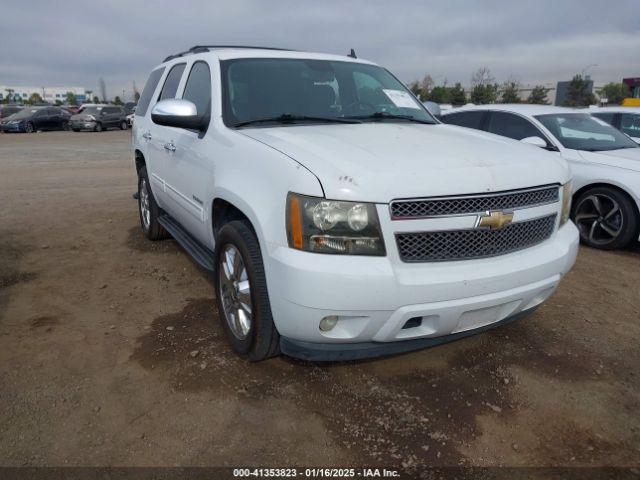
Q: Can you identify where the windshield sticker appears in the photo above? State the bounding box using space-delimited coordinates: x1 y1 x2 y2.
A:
382 89 420 109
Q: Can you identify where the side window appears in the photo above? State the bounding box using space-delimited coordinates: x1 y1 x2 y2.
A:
159 63 186 101
620 113 640 137
136 67 165 117
592 112 615 126
441 111 485 130
182 61 211 119
487 112 546 141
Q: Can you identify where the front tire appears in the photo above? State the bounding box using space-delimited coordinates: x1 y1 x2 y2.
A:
24 122 34 133
94 122 103 132
572 186 638 250
214 220 280 361
137 166 168 240
120 120 128 130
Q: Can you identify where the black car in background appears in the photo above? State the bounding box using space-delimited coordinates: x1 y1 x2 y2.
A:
69 105 128 131
0 106 71 133
0 105 24 120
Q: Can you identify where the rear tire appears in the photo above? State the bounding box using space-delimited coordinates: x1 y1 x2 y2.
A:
72 128 80 132
572 186 638 250
24 122 34 133
214 220 280 361
120 120 128 130
137 166 168 241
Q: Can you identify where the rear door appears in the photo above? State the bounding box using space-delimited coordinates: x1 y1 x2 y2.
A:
144 63 187 211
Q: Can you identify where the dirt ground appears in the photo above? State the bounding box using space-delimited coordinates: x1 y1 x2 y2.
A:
1 130 639 476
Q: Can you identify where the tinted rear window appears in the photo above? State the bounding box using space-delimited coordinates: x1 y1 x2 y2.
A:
136 67 165 117
442 111 485 129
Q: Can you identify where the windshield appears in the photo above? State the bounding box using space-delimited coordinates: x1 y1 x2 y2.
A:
7 108 41 120
535 113 638 151
221 58 435 127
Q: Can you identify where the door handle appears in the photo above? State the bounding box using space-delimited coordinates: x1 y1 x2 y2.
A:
142 132 152 140
163 141 176 152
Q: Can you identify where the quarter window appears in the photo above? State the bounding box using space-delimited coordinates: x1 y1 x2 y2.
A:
136 67 165 117
159 63 186 101
182 61 211 119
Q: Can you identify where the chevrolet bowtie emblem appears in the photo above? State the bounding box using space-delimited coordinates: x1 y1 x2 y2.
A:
477 211 514 230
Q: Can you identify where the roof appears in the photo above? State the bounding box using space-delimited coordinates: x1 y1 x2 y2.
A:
160 45 374 66
442 103 586 117
588 106 640 113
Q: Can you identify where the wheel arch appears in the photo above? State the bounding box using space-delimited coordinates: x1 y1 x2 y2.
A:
210 191 266 251
134 149 146 175
572 181 640 235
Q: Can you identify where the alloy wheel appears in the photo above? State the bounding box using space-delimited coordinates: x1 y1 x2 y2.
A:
139 178 151 230
574 193 623 246
218 244 252 340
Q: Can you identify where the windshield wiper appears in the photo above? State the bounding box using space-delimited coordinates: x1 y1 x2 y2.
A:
234 114 362 128
347 111 435 124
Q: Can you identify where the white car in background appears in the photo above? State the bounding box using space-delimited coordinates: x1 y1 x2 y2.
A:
590 106 640 144
441 105 640 250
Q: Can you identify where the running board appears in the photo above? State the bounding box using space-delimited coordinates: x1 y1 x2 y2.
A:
158 215 215 272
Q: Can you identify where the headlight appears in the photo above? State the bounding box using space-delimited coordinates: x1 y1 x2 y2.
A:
286 193 385 256
560 180 572 226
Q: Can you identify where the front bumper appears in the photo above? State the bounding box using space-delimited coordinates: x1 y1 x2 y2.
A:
70 121 96 130
266 222 579 355
1 123 24 132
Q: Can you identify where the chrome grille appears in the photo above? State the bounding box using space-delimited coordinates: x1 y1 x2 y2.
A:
396 215 557 262
391 185 559 219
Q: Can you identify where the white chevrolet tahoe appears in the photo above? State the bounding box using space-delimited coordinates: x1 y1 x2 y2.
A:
132 46 579 361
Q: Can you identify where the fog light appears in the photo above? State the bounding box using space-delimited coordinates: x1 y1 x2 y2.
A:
319 315 339 332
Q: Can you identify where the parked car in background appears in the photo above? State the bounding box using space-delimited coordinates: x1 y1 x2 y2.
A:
124 102 137 115
62 105 81 115
70 105 128 132
0 104 24 120
126 106 136 127
590 107 640 144
0 106 71 133
441 105 640 250
132 46 578 361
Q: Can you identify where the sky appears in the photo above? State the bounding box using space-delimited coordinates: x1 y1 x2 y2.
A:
1 0 639 101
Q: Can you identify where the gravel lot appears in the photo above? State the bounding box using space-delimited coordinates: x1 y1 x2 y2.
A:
1 131 639 475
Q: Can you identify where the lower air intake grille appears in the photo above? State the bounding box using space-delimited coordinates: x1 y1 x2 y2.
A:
396 214 556 262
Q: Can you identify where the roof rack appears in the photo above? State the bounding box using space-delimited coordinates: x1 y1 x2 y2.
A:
163 45 295 62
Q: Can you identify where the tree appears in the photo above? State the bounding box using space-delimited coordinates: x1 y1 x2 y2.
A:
92 95 100 104
427 85 450 104
113 96 123 105
598 82 630 105
471 67 495 88
408 74 435 100
448 83 467 105
500 79 521 103
66 91 77 106
4 88 15 104
470 84 498 104
527 85 550 104
563 74 596 107
55 100 62 106
133 81 140 102
28 92 43 105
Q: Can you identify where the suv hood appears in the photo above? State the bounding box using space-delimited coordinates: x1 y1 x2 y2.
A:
578 147 640 173
241 123 570 202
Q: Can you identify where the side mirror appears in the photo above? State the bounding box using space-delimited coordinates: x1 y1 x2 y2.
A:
520 136 547 148
151 99 204 130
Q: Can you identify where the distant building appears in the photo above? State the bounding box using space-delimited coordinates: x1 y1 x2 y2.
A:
0 85 87 104
623 77 640 98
